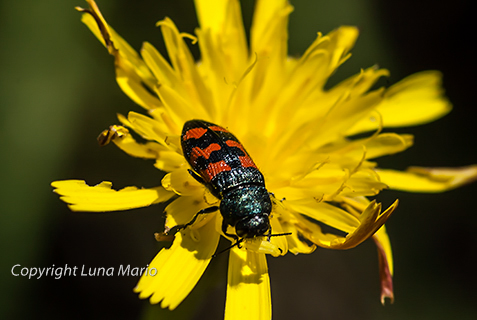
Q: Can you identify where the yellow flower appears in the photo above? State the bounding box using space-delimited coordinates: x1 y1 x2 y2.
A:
52 0 477 319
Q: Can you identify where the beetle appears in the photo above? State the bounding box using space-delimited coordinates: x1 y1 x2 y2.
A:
175 119 274 245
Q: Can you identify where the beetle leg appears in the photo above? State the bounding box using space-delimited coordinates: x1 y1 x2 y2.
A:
267 228 273 242
221 220 241 248
171 206 219 234
187 169 205 185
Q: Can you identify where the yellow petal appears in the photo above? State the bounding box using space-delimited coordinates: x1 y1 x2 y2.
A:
320 133 414 161
342 172 388 197
268 86 385 165
285 198 360 234
125 112 168 144
361 133 414 160
348 71 452 134
245 0 293 125
327 66 390 102
51 180 173 212
251 0 291 59
306 88 386 150
157 18 214 118
156 83 207 124
115 65 162 110
376 165 477 192
161 169 203 196
271 198 316 255
269 215 289 256
78 1 154 87
102 116 185 172
225 248 271 320
194 0 229 33
261 26 359 131
258 27 363 143
195 0 247 77
154 151 186 172
134 216 220 310
283 228 316 255
141 41 180 90
300 26 359 84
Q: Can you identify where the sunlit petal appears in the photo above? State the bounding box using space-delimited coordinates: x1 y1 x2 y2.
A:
225 248 271 320
348 71 452 134
377 165 477 192
51 180 173 212
134 215 220 309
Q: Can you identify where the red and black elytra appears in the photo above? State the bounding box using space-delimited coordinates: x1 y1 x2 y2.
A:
180 119 272 242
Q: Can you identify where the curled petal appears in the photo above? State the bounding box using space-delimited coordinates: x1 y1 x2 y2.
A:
309 200 398 250
51 180 173 212
134 216 220 309
225 248 271 320
376 165 477 192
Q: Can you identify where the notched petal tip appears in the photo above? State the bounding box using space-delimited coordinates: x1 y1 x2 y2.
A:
51 179 173 212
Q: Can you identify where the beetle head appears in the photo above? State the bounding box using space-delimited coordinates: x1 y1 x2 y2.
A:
220 185 272 238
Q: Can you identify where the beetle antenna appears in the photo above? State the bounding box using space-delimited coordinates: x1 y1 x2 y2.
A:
212 238 244 258
212 232 292 258
267 232 292 241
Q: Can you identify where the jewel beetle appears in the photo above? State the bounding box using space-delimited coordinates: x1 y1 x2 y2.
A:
178 119 274 245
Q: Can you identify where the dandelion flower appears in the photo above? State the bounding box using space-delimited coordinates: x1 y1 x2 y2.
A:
52 0 477 319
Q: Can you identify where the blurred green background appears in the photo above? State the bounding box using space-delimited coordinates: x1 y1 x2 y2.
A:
1 0 475 319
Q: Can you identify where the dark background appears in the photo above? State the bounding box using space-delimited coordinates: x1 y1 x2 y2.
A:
1 0 475 319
